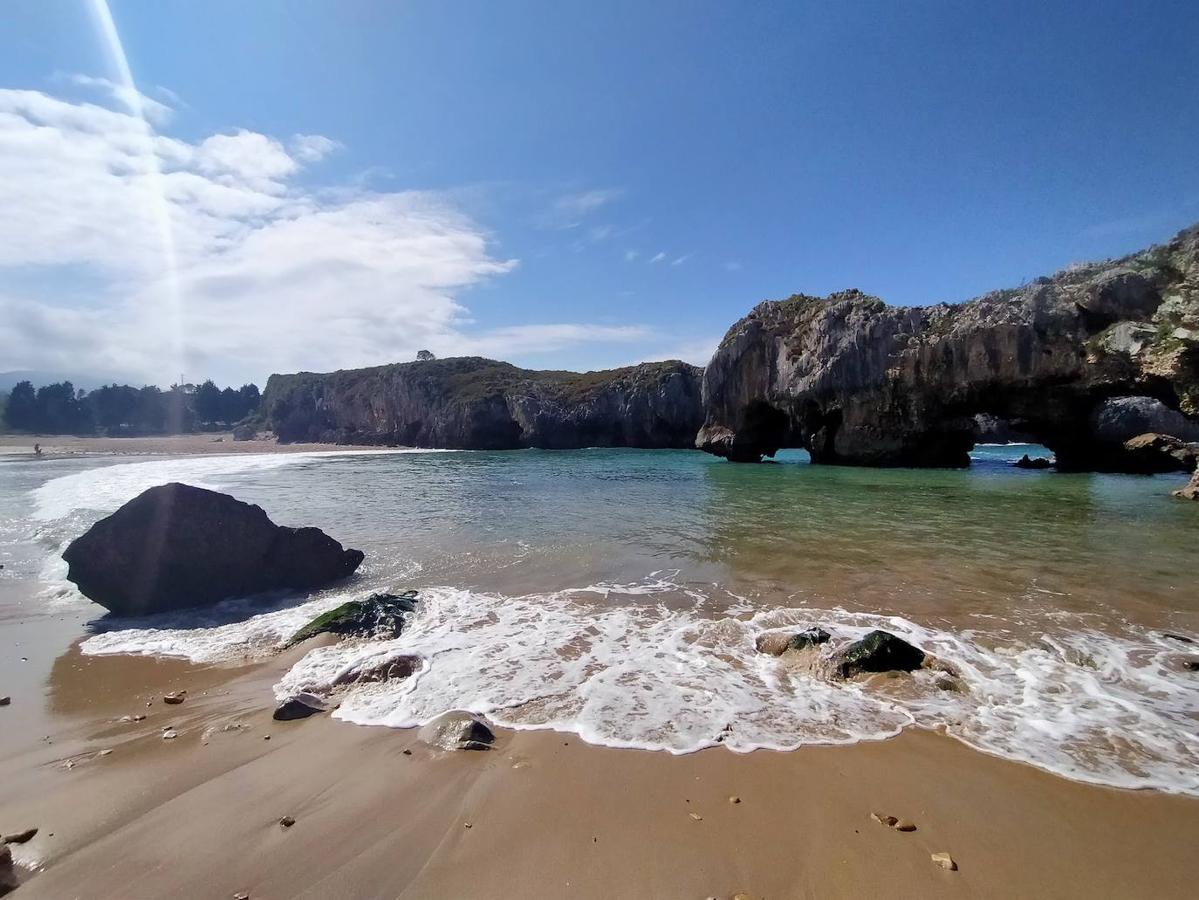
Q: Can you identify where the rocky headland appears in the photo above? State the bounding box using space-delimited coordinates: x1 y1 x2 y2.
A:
697 224 1199 468
258 357 703 450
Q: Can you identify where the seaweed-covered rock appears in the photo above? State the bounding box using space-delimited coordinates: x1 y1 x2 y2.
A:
287 591 418 646
821 631 926 680
418 712 495 751
62 483 364 616
755 626 831 656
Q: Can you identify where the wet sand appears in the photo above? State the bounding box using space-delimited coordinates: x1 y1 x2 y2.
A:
3 615 1197 899
0 433 383 459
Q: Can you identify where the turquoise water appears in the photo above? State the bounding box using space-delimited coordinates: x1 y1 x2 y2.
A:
2 445 1197 794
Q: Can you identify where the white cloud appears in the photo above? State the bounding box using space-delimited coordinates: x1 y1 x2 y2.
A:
289 133 341 163
0 88 651 385
671 253 691 266
624 249 640 262
540 187 623 229
63 73 175 125
648 251 666 263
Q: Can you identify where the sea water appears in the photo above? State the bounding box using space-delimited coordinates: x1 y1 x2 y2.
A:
1 445 1196 795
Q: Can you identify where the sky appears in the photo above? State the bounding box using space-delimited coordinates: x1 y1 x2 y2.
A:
0 0 1197 388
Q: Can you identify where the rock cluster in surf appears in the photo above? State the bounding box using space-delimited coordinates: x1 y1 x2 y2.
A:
62 483 364 616
697 223 1199 468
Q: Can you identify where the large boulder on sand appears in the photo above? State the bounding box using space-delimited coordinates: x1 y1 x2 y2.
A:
62 483 364 616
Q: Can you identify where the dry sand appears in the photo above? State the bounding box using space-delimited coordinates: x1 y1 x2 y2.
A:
0 433 384 459
3 631 1197 900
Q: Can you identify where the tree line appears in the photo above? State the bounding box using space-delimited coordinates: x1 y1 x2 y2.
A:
1 380 261 435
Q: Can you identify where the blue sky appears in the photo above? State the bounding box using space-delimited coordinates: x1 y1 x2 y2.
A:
1 0 1197 386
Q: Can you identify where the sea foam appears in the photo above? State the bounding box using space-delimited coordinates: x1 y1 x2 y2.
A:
80 577 1199 797
32 452 1199 797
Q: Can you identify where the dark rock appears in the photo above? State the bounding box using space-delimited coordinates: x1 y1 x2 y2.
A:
260 357 704 450
0 697 9 707
287 591 418 647
1013 454 1053 469
279 816 295 828
1173 470 1199 500
62 483 364 616
1091 396 1199 443
1163 632 1195 644
697 223 1199 468
1 844 14 895
272 693 327 721
417 712 495 750
2 829 36 845
1119 433 1198 474
231 423 257 441
334 654 421 686
163 692 185 705
821 631 926 680
1184 660 1199 672
755 626 831 656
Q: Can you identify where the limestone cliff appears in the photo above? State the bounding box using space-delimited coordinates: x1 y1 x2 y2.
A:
261 357 703 450
698 223 1199 467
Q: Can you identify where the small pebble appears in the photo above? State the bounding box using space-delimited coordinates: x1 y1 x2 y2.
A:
729 795 741 804
163 692 186 705
234 893 250 900
263 735 271 741
402 748 412 755
871 813 898 827
99 749 113 757
688 812 703 821
894 819 917 832
0 696 10 706
931 851 958 871
161 729 178 740
279 816 295 828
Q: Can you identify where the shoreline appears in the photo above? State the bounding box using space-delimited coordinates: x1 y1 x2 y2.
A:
0 433 387 459
3 617 1198 899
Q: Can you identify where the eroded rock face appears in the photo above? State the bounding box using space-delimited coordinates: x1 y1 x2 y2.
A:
1173 470 1199 500
260 357 704 450
698 224 1199 467
62 483 364 616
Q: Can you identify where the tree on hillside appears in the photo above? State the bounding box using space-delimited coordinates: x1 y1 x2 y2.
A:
34 381 88 433
193 379 223 424
239 383 261 416
4 381 37 431
416 350 436 361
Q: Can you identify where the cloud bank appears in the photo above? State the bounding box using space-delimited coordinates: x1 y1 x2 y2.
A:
0 85 647 385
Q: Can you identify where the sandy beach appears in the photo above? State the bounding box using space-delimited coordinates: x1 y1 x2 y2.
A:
0 433 384 459
1 610 1196 900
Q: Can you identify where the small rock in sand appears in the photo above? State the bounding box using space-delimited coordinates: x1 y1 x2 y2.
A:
931 851 958 871
729 796 741 804
161 728 178 740
234 893 250 900
163 692 186 705
688 812 703 821
1184 660 1199 672
0 697 10 707
871 813 898 827
99 749 113 757
3 828 38 844
417 712 494 751
1163 633 1195 645
273 693 327 721
894 819 917 832
279 816 295 828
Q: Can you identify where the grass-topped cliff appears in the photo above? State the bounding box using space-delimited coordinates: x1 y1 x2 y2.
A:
260 356 704 450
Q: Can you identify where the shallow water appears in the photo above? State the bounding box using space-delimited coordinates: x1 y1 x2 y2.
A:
1 445 1197 794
